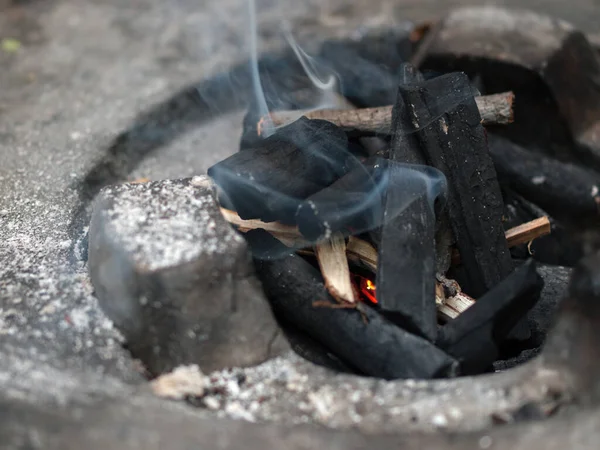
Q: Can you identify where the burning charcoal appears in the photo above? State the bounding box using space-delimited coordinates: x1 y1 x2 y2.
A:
376 79 438 341
489 134 600 222
88 177 289 375
419 7 600 170
437 260 543 375
209 117 357 224
401 72 513 298
247 231 458 380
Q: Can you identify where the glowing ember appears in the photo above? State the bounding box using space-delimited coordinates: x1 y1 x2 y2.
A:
352 274 377 305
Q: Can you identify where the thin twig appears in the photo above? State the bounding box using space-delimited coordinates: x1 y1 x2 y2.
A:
259 91 514 136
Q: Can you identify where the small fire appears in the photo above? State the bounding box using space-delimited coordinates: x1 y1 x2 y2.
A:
352 274 377 305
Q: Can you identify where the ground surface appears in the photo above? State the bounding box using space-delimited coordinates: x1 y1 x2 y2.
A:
0 0 599 448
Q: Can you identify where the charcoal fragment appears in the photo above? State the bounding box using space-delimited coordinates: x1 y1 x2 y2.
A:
376 74 438 341
209 117 357 224
400 72 513 298
437 260 543 375
248 231 458 380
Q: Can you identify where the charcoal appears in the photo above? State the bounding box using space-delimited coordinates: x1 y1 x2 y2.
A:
237 53 322 149
401 72 513 298
87 177 289 375
295 158 446 243
357 136 389 157
526 265 572 348
209 117 356 223
278 321 355 374
489 134 600 223
322 29 414 75
420 7 600 170
318 42 400 107
493 347 542 372
247 231 458 380
295 157 386 241
375 80 437 341
437 260 543 375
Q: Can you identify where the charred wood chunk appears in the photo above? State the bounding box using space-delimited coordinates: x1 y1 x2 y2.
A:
375 82 438 341
209 117 356 223
490 134 600 223
247 231 458 380
401 72 513 298
437 260 543 375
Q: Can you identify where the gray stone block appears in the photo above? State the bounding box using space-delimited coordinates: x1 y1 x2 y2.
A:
88 176 289 375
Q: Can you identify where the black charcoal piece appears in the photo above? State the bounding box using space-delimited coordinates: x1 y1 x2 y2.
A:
295 157 386 241
526 265 572 348
401 72 513 298
209 117 356 223
437 260 543 375
493 347 542 372
489 134 600 222
247 231 458 380
375 77 438 341
88 177 289 375
318 42 401 107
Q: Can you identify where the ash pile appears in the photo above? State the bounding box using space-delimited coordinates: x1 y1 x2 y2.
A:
89 7 600 383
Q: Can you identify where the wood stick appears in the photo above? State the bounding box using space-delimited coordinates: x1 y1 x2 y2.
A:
315 233 356 304
505 216 552 248
221 207 551 265
452 216 552 265
258 92 514 136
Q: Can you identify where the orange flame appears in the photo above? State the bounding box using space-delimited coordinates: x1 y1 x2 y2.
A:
352 274 377 305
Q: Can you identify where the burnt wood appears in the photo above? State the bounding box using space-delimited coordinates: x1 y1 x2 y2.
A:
437 259 543 375
247 231 458 380
401 72 513 298
209 117 356 223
